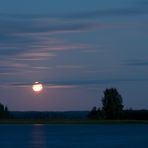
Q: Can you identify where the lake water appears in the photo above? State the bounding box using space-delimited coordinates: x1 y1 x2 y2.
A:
0 124 148 148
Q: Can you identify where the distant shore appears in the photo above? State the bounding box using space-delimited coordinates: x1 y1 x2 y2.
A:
0 119 148 124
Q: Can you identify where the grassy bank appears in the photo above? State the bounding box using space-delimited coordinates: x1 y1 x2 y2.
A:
0 119 148 124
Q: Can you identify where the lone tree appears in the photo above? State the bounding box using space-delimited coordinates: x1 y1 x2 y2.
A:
102 88 124 119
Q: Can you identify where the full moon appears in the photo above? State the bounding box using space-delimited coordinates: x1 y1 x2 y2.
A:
32 82 43 92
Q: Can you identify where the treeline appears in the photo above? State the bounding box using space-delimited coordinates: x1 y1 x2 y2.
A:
11 111 88 120
123 109 148 120
88 88 148 120
0 103 10 119
88 108 148 120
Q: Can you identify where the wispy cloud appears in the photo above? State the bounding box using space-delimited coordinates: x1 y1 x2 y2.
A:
1 6 145 58
17 52 57 61
56 65 82 69
47 85 77 89
2 78 148 88
0 14 92 61
124 59 148 66
66 7 148 19
1 1 148 20
0 13 93 77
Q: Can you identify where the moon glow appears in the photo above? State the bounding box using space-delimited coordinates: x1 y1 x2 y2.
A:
32 82 43 92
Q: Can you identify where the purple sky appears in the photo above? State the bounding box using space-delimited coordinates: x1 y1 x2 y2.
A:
0 0 148 111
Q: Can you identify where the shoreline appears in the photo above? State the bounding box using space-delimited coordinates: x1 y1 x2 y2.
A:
0 119 148 124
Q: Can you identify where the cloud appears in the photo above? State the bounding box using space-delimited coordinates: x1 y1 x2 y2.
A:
0 13 93 60
0 62 31 76
2 78 148 88
1 4 146 44
47 85 77 89
56 65 82 69
66 7 148 19
17 52 57 61
124 59 148 66
0 11 138 59
0 13 92 77
0 15 94 37
0 82 77 89
0 4 147 84
1 1 148 20
1 5 145 58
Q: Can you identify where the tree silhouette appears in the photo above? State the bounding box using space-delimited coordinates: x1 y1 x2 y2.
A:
102 88 124 119
0 103 10 119
88 106 98 119
88 106 103 119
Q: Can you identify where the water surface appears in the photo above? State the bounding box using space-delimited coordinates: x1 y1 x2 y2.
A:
0 124 148 148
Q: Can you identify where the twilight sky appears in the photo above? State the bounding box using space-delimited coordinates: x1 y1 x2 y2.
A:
0 0 148 111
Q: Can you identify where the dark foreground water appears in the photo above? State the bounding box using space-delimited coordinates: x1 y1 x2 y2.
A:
0 124 148 148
